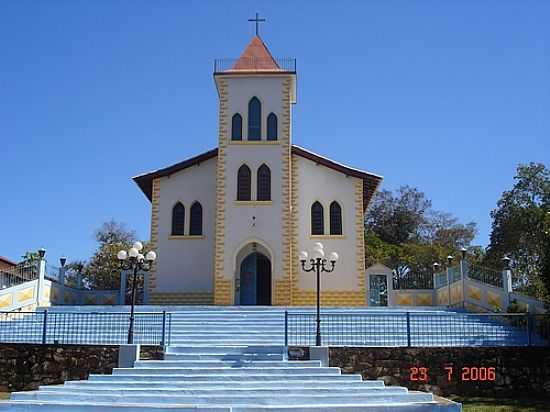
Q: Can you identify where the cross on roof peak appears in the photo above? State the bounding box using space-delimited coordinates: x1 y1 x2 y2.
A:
248 12 266 37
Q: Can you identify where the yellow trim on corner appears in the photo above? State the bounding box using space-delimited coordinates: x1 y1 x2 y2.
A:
169 235 205 240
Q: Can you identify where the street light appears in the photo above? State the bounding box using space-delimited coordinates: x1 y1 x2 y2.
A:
446 255 454 307
117 242 156 344
299 242 339 346
502 255 511 270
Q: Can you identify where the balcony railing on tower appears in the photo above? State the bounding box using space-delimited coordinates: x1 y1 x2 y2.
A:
214 57 296 74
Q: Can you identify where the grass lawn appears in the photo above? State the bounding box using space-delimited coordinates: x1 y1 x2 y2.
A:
453 396 550 412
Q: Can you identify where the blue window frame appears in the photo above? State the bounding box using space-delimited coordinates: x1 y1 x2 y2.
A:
248 97 261 140
267 113 277 141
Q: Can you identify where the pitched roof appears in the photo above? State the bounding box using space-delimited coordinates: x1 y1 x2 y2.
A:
0 256 16 266
291 145 383 210
229 36 281 72
133 146 382 210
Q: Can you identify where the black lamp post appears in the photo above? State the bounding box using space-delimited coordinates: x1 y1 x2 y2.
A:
502 255 511 270
117 242 156 344
299 242 339 346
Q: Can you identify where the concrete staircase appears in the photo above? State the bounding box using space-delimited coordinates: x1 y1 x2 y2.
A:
1 343 461 411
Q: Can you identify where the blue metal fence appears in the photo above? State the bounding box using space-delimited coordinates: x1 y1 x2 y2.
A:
0 311 171 346
285 311 550 347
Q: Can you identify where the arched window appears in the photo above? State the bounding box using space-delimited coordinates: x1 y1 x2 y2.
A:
267 113 278 141
311 202 324 235
171 202 185 236
237 165 252 201
248 97 261 140
231 114 242 140
257 164 271 201
189 202 203 236
330 201 342 235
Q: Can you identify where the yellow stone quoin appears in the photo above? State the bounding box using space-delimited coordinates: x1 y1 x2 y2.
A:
149 178 160 293
213 78 232 305
0 294 13 309
16 287 34 303
150 292 214 305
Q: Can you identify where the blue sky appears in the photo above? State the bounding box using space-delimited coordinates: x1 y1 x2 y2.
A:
1 1 548 265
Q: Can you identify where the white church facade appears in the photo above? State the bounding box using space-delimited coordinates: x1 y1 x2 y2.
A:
133 35 382 306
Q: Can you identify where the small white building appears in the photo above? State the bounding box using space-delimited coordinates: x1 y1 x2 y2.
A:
133 35 382 306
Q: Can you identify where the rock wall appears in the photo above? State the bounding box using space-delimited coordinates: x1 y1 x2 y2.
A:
289 346 550 397
0 344 163 392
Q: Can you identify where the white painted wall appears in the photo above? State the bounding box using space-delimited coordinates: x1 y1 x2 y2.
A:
225 76 285 142
295 155 360 291
155 157 217 293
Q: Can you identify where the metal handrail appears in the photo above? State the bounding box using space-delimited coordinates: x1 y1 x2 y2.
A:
284 311 550 347
214 57 296 73
0 311 171 346
0 265 38 289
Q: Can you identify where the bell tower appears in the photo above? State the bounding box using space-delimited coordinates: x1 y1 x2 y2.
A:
212 31 296 305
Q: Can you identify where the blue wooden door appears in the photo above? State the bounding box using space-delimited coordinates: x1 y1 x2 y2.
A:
240 254 257 305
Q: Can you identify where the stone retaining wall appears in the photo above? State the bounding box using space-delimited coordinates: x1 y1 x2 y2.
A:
289 346 550 397
0 344 163 392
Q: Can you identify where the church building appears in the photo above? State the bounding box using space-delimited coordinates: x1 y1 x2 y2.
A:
133 35 383 306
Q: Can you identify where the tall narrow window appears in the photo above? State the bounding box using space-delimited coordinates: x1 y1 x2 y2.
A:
189 202 203 236
171 202 185 236
330 201 342 235
311 202 324 235
237 165 252 201
257 164 271 201
231 114 242 140
248 97 261 140
267 113 278 141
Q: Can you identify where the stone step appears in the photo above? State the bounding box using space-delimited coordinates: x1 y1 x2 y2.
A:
0 400 461 412
165 346 284 354
163 353 284 361
38 386 408 396
61 379 385 389
112 367 341 376
0 401 229 412
11 391 435 405
167 340 285 345
88 374 362 382
133 360 322 368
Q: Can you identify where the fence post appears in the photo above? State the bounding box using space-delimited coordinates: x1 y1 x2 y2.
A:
160 310 167 346
119 271 127 305
36 255 47 307
460 259 466 310
41 310 48 344
527 314 533 346
406 312 411 347
284 310 288 347
502 268 513 311
169 313 173 346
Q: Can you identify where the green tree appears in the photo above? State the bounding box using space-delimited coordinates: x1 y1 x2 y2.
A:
365 186 477 277
365 186 431 244
485 163 550 300
82 220 151 290
19 251 40 267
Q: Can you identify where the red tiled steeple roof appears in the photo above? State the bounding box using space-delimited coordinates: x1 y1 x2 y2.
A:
230 36 281 72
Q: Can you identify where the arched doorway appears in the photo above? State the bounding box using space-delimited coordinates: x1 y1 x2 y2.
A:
239 252 272 305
